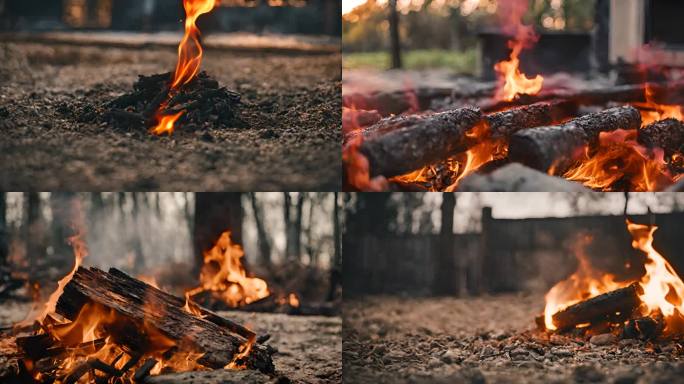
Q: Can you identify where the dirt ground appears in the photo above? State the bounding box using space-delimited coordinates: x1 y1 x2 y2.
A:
0 301 341 384
344 295 684 384
0 41 341 190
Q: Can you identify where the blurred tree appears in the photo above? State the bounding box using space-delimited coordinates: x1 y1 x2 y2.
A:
49 192 78 267
327 192 341 301
249 192 272 265
24 192 45 277
193 193 242 274
388 0 402 68
434 193 456 295
0 192 6 266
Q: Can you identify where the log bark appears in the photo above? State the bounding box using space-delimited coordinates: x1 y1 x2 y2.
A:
485 99 578 138
508 106 642 174
638 118 684 155
551 283 642 331
358 107 483 177
55 267 274 373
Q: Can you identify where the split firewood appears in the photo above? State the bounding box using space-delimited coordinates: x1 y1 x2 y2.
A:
358 107 483 178
343 86 469 117
638 118 684 155
55 267 274 373
550 283 642 332
508 106 642 174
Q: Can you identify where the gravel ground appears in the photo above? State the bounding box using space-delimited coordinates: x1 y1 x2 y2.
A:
0 41 341 191
343 295 684 384
0 301 341 383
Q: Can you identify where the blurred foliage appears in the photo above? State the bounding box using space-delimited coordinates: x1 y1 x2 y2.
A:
343 0 596 53
343 48 477 71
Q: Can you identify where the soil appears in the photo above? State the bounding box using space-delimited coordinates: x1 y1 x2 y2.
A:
344 295 684 384
0 301 341 384
0 41 341 191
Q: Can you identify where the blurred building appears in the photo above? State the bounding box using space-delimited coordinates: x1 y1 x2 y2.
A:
0 0 340 36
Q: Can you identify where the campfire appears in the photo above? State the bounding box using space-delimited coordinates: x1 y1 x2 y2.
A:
342 3 684 192
1 233 275 383
102 0 242 136
185 230 301 314
538 219 684 342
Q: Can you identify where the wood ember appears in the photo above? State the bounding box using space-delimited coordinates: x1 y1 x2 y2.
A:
550 283 642 332
357 107 483 178
638 118 684 155
508 106 642 174
105 71 241 131
55 267 274 373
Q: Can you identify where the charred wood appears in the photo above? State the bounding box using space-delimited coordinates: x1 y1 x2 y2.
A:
638 118 684 155
55 267 274 373
508 106 642 174
357 107 483 177
551 283 642 332
485 100 578 138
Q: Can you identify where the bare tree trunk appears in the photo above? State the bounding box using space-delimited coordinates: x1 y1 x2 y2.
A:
283 193 294 260
327 192 341 301
250 193 272 265
293 193 304 261
194 193 242 274
388 0 402 69
434 193 456 296
49 192 78 268
306 193 316 265
25 192 45 278
130 192 145 272
0 192 7 266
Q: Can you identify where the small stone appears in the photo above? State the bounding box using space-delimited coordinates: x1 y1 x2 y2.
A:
441 349 461 364
481 345 496 357
590 333 617 346
510 348 529 360
427 357 442 368
551 347 574 357
573 364 605 383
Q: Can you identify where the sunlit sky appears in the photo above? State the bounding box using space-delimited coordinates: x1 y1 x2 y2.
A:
343 0 368 15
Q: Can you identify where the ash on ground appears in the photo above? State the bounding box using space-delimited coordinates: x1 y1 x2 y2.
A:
344 295 684 384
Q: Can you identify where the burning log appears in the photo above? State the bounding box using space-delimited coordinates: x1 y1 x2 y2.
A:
550 283 642 332
356 107 483 178
638 118 684 155
485 99 578 138
508 106 642 174
106 72 241 133
55 267 274 373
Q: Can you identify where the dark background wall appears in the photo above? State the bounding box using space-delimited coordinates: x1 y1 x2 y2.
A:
344 209 684 298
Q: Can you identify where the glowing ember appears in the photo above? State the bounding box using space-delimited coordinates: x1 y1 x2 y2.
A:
562 129 677 191
150 0 217 135
186 230 270 308
493 0 544 101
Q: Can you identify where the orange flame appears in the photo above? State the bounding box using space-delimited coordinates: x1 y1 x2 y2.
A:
390 121 507 191
493 0 543 101
543 234 623 330
634 84 683 126
38 232 88 323
543 220 684 334
150 111 185 136
627 220 684 333
562 130 676 191
187 231 270 308
150 0 217 135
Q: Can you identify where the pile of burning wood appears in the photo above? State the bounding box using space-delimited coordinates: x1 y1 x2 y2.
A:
1 266 274 383
537 220 684 343
342 1 684 192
